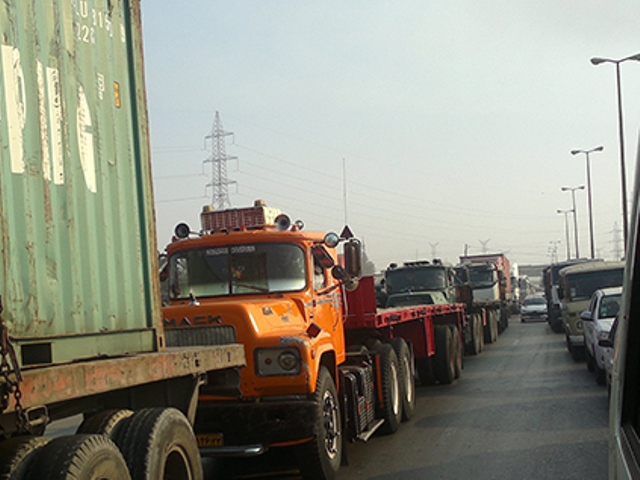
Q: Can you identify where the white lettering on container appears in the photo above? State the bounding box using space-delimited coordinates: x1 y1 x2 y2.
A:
77 85 96 193
1 45 26 174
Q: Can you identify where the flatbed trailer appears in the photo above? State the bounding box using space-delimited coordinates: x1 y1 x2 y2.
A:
345 276 465 385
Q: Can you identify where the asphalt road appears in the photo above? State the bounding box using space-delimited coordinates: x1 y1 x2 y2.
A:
213 316 609 479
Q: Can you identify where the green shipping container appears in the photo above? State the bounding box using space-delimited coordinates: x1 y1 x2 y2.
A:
0 0 161 367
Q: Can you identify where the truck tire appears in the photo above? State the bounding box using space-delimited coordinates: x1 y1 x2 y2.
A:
484 311 498 344
25 434 130 480
113 408 202 480
376 344 402 435
465 314 482 356
416 357 436 386
76 409 134 437
434 325 455 385
448 325 463 379
476 314 485 353
296 367 342 480
0 436 48 480
390 338 415 422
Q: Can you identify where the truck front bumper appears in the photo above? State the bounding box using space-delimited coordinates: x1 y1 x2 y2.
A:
195 397 317 447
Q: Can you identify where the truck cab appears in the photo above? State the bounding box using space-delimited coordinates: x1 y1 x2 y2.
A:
162 202 407 480
382 260 456 308
557 261 624 361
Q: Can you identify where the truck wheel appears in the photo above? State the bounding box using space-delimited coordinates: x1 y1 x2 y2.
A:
390 338 415 422
448 325 463 379
113 408 202 480
375 344 402 435
76 409 134 437
466 314 481 356
25 434 130 480
0 436 48 480
490 312 498 343
296 367 342 480
478 315 485 351
434 325 455 385
416 357 436 386
483 314 494 344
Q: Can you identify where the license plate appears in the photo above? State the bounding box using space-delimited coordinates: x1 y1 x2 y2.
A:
196 433 224 447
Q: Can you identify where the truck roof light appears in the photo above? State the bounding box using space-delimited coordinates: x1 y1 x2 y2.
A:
324 232 340 248
174 223 191 239
275 214 291 231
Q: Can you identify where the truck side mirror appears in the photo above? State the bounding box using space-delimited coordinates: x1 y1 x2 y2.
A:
343 240 362 278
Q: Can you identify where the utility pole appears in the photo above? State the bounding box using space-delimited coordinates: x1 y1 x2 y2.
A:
204 111 237 209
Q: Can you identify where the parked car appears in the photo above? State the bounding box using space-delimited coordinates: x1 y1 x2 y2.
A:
520 295 548 323
600 315 618 395
581 286 622 385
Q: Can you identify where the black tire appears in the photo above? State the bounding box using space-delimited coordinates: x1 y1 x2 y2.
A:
25 434 130 480
449 325 463 379
491 312 498 343
484 312 496 344
569 344 585 362
390 338 416 422
464 315 481 356
434 325 455 385
113 408 202 480
477 315 484 353
76 409 134 437
296 367 342 480
595 363 607 385
416 357 436 386
376 343 402 435
0 436 48 480
585 348 595 373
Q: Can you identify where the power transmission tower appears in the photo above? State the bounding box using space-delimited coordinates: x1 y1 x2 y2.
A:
429 242 439 259
479 239 491 254
204 111 237 209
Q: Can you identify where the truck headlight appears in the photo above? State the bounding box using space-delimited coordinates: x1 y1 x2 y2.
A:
255 347 301 376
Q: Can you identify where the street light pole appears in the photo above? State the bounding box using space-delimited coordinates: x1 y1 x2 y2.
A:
557 209 572 260
561 186 585 259
590 52 640 250
571 146 604 259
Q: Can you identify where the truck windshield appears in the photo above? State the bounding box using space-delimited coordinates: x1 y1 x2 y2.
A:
468 267 496 289
566 269 624 302
385 267 447 293
168 243 307 299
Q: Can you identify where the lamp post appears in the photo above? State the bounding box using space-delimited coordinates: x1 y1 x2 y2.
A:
561 186 585 259
570 146 604 259
590 53 640 249
557 209 572 260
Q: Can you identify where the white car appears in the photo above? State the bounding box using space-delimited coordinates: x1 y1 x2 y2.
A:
520 295 548 323
581 286 622 385
599 315 618 395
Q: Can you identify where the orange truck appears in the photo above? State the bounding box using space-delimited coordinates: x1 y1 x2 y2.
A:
161 201 462 479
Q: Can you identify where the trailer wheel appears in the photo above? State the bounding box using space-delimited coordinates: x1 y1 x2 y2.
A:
484 311 498 344
434 325 455 385
376 344 402 434
448 325 463 379
296 367 342 480
25 434 130 480
465 315 481 356
76 409 134 437
416 357 436 386
113 408 202 480
390 338 416 422
476 314 484 353
0 436 48 480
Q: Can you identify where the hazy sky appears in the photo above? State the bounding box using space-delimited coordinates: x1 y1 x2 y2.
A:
141 1 640 271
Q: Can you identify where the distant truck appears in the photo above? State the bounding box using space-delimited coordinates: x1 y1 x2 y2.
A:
161 203 465 479
459 253 513 334
0 1 244 478
379 260 484 356
543 260 594 333
557 261 624 361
